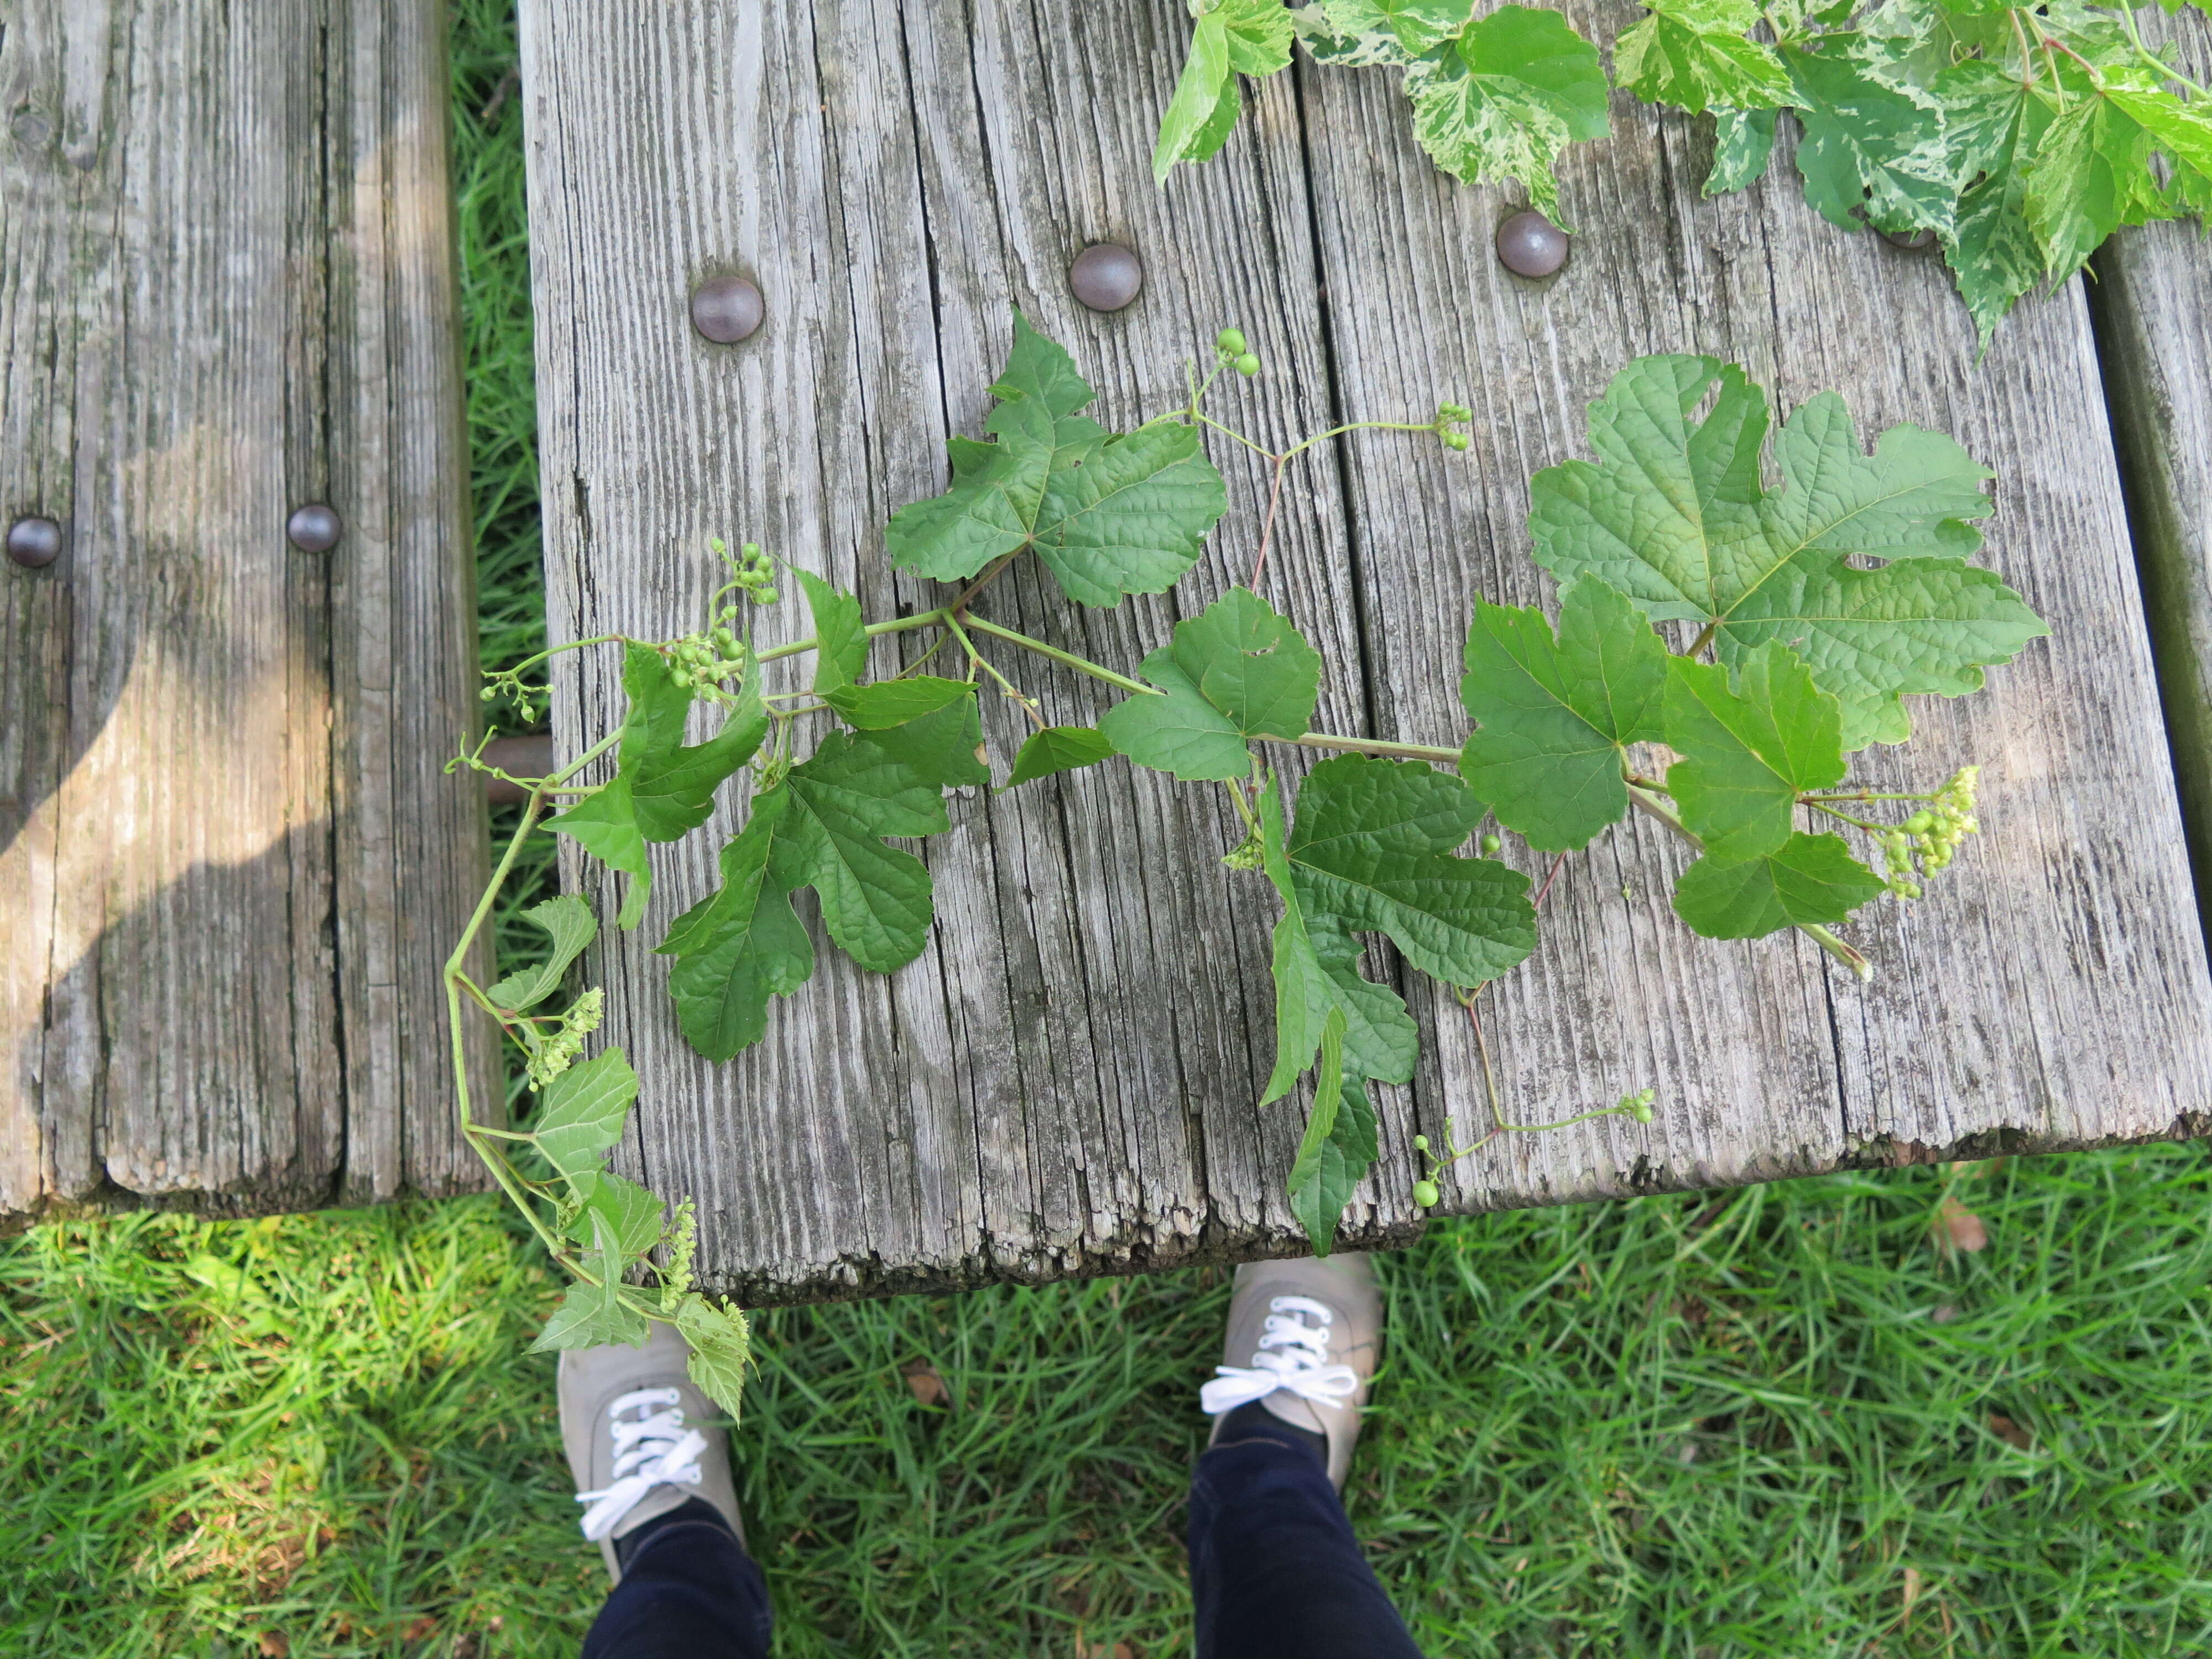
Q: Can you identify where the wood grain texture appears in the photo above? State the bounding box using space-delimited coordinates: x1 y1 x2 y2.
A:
2089 15 2212 922
521 0 2212 1306
0 0 497 1222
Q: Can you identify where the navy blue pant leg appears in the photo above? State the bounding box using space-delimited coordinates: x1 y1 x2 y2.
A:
581 1509 773 1659
1187 1415 1425 1659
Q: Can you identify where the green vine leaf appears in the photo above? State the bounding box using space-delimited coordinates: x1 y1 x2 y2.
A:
674 1294 754 1417
1613 0 1792 116
1458 576 1668 852
1665 642 1848 863
547 785 653 930
884 314 1228 608
567 1171 666 1260
1704 106 1778 194
1285 1011 1383 1254
828 675 975 731
2025 70 2173 279
1153 0 1295 182
547 644 768 926
1529 354 2045 750
796 570 870 701
531 1230 650 1354
865 692 992 789
530 1046 640 1181
1005 725 1119 788
660 728 951 1062
1315 0 1476 59
1785 42 1959 237
1404 6 1610 223
659 790 815 1062
780 732 947 972
1672 830 1888 938
486 895 598 1012
1101 588 1320 780
1258 759 1533 1108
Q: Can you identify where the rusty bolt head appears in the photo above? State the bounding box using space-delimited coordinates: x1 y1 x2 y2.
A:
1496 211 1569 279
690 275 764 344
1881 226 1938 251
1069 242 1143 312
286 503 342 553
6 516 62 568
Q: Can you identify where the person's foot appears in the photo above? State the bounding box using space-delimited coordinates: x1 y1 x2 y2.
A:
559 1320 745 1580
1201 1253 1382 1491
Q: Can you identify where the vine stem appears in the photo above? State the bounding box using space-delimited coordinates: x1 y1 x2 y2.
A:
753 607 946 665
1624 782 1872 980
943 612 1047 727
960 613 1161 696
1290 732 1461 764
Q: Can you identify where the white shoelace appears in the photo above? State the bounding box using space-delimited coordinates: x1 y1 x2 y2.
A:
575 1386 708 1541
1199 1294 1359 1417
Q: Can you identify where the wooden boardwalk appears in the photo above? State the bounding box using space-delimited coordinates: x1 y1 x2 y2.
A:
1 0 496 1219
519 0 2212 1305
6 2 2206 1279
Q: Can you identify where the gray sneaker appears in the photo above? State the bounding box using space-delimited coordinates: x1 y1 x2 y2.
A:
1202 1253 1383 1491
558 1320 744 1580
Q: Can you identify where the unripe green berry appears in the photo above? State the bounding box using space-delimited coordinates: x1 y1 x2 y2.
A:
480 686 495 701
1216 327 1247 354
1234 353 1261 377
1480 833 1502 855
1904 811 1934 833
1412 1133 1430 1151
1411 1179 1441 1209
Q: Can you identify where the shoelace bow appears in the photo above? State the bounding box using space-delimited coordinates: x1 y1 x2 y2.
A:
575 1386 708 1541
1198 1294 1359 1416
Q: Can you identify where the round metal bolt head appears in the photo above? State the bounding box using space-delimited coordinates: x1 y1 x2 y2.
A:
1881 226 1938 251
1069 242 1143 312
286 503 342 553
690 275 764 344
1496 210 1569 279
6 516 62 568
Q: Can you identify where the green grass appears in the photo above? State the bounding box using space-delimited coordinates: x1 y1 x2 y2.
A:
7 1157 2212 1655
4 4 2209 1655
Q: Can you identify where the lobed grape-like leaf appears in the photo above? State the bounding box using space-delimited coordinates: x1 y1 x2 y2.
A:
549 644 768 927
486 895 599 1011
530 1046 640 1181
1613 0 1792 116
1672 831 1887 938
1005 724 1119 788
1258 757 1533 1109
1529 354 2045 750
1459 576 1668 851
1101 587 1322 780
1665 643 1848 863
1404 6 1610 222
659 728 952 1062
886 315 1227 608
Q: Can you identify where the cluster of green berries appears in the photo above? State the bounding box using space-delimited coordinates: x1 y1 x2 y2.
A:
1409 1135 1440 1208
1215 327 1261 378
479 669 549 726
1618 1087 1656 1124
1879 765 1981 900
1433 400 1473 453
526 988 604 1091
711 536 780 606
669 628 748 695
1221 829 1265 871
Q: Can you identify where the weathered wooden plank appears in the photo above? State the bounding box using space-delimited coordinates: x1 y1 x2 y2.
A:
0 0 497 1220
2090 18 2212 921
1302 0 2212 1215
523 0 2212 1306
